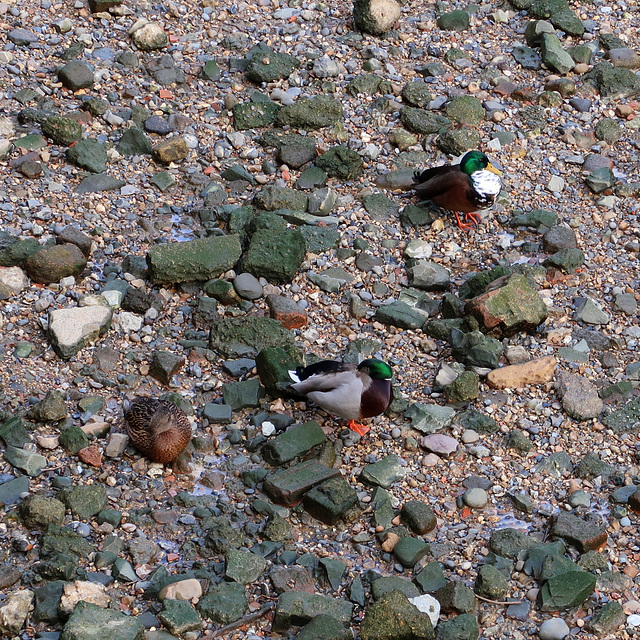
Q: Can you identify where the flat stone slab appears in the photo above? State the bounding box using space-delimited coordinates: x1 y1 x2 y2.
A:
487 356 556 389
360 454 406 488
263 460 341 506
147 235 242 283
262 421 326 466
48 305 112 360
550 511 607 553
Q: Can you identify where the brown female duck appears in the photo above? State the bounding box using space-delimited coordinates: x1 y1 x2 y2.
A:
123 397 191 463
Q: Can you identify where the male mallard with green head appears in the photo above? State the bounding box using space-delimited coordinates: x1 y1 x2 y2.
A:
123 397 191 463
413 150 502 230
288 358 393 436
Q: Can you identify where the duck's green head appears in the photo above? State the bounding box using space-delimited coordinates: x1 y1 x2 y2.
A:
460 151 502 177
358 359 393 379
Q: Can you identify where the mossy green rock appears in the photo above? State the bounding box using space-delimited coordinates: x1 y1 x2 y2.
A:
586 600 626 635
245 44 300 83
436 128 481 156
262 420 326 466
538 570 597 611
437 10 470 31
316 145 363 180
66 138 107 173
436 581 476 614
584 62 640 99
0 233 40 266
361 590 435 640
272 591 353 631
255 344 304 398
435 613 479 640
19 495 66 529
59 425 89 454
42 525 94 558
489 527 536 559
232 101 279 130
474 564 509 600
41 115 83 146
464 273 548 337
276 95 343 130
116 127 152 156
209 317 295 358
244 227 305 283
61 601 143 640
543 248 585 272
444 371 479 402
158 599 202 635
445 96 485 126
540 33 575 75
63 485 108 519
147 235 242 283
225 548 268 584
253 185 308 211
400 106 450 135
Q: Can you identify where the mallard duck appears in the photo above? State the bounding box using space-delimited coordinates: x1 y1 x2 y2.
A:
413 150 502 230
288 358 393 436
122 397 191 463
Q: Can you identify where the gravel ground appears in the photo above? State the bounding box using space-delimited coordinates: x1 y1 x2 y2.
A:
1 0 640 639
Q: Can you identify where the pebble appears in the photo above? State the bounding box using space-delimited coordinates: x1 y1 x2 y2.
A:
538 618 570 640
462 488 488 509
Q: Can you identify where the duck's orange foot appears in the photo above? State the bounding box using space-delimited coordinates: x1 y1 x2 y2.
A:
454 211 476 231
347 420 370 436
465 212 482 227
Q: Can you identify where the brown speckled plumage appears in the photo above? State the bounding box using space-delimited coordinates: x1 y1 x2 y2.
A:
123 397 191 463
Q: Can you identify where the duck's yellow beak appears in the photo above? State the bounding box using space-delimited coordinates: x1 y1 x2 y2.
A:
487 162 502 176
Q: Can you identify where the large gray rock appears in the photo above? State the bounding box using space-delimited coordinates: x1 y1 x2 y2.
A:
540 33 575 74
555 372 603 421
48 304 113 359
58 60 94 91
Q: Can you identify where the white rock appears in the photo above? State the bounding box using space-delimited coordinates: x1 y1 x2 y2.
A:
261 421 276 436
159 578 203 601
48 305 112 359
0 589 34 636
409 594 440 627
59 581 109 616
117 311 143 333
404 239 433 260
105 433 129 458
0 266 29 295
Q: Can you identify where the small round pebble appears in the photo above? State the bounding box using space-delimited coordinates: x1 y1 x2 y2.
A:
461 429 479 444
539 617 570 640
462 487 488 509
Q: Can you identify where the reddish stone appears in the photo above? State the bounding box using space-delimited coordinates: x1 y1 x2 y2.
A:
151 509 180 524
78 445 102 467
266 294 307 330
494 81 516 96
